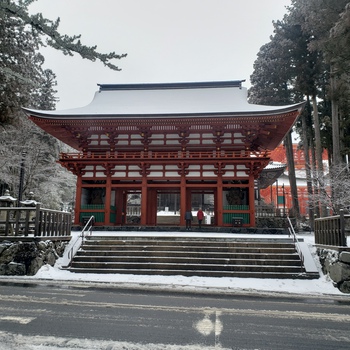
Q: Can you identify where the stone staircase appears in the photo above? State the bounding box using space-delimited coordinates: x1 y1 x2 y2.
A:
67 235 319 279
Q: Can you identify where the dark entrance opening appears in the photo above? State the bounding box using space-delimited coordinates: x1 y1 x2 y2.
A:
189 189 215 226
156 190 180 225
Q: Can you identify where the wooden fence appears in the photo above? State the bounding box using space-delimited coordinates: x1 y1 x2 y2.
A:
0 204 71 237
314 210 348 247
255 204 286 217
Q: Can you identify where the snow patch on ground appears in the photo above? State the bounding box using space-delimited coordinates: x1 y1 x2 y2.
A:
20 232 343 296
0 330 229 350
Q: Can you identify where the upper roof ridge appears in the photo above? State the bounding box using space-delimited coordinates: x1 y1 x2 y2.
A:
97 80 246 91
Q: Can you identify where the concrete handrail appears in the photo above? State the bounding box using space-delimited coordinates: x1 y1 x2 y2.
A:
67 216 94 266
287 216 304 271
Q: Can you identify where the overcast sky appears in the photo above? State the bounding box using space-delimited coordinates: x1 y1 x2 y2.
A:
29 0 291 110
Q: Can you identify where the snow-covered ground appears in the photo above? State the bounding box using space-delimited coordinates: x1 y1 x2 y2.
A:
2 231 349 297
0 232 348 350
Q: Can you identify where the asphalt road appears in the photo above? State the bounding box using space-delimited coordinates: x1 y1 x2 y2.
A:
0 281 349 349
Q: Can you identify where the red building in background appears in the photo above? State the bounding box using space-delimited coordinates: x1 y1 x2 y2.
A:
259 143 328 218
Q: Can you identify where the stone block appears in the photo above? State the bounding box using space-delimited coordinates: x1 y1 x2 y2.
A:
339 280 350 294
45 251 57 266
329 262 350 283
0 244 9 255
0 240 62 276
38 241 47 251
28 257 44 276
0 262 26 275
339 251 350 264
0 244 18 264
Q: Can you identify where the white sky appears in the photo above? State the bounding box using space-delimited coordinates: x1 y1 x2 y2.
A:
29 0 291 110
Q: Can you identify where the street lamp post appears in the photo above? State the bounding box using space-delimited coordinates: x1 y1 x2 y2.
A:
18 151 27 203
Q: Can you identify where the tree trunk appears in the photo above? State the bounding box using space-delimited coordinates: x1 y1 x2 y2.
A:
312 95 328 217
330 70 341 166
300 106 314 230
284 131 300 221
330 66 341 214
310 130 320 218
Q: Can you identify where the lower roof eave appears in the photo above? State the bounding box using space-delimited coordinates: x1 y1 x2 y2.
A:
22 102 305 120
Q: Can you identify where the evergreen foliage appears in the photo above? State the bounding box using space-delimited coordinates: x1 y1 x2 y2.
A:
0 0 127 123
249 0 350 216
0 0 126 208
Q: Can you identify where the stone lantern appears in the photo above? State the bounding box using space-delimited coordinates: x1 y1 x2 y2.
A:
20 192 41 223
0 190 17 235
0 190 17 207
20 192 40 207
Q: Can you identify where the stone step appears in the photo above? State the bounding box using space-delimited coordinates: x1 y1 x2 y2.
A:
72 256 301 266
83 237 296 248
69 261 304 273
69 264 305 278
76 250 301 260
67 235 318 279
67 267 309 279
80 244 297 254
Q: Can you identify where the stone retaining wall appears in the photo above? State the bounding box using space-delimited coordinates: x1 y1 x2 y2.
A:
0 240 67 276
317 248 350 293
256 217 289 229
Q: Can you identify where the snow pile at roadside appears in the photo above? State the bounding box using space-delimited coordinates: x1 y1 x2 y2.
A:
28 232 345 296
34 262 340 296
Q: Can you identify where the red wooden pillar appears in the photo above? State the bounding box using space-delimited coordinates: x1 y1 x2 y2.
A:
74 175 82 225
147 188 157 225
115 188 124 225
140 176 148 225
104 176 112 225
180 175 186 226
249 173 256 227
217 174 223 226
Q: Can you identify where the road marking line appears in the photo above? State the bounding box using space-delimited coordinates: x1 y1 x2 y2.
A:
0 316 35 324
215 310 223 344
2 295 350 323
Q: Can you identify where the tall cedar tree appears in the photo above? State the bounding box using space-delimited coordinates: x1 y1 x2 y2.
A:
249 18 303 222
251 0 350 216
293 0 350 212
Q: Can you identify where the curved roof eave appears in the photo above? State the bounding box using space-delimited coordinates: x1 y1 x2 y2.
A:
22 82 305 119
22 102 305 120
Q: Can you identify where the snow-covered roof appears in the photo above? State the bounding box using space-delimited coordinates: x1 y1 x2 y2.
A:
259 162 287 189
264 161 287 170
23 81 305 118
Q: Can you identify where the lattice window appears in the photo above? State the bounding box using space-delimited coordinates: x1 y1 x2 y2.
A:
87 134 109 146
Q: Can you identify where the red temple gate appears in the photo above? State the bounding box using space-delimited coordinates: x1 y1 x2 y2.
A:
24 81 304 227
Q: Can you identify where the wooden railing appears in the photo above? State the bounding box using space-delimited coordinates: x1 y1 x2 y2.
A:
255 204 287 217
0 204 71 237
60 149 271 161
314 210 348 247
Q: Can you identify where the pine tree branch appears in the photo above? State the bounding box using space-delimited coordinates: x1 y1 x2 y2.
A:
1 1 127 70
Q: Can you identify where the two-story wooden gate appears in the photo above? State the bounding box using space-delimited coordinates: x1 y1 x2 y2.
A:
23 81 304 227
